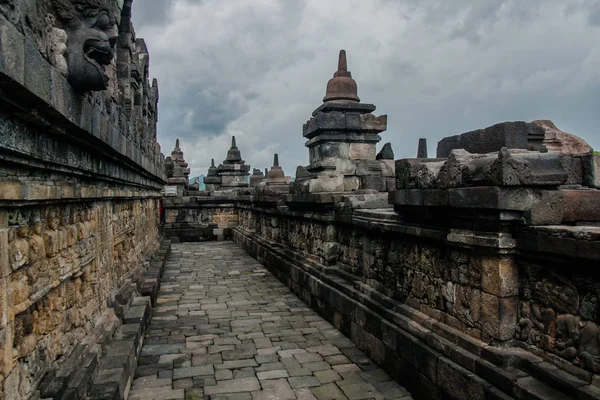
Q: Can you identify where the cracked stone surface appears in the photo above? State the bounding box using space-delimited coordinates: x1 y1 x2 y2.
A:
129 242 413 400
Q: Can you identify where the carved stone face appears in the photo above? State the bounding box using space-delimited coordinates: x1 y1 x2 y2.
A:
53 0 118 92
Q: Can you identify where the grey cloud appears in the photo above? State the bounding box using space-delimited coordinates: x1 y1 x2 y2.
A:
132 0 173 28
132 0 600 177
589 3 600 25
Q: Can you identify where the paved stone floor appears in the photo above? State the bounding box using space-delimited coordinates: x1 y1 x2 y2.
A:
129 242 413 400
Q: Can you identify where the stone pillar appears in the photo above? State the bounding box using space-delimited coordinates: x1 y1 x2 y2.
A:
377 143 395 192
478 256 519 341
417 138 428 158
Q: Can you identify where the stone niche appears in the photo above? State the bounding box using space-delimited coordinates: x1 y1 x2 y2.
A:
0 0 166 398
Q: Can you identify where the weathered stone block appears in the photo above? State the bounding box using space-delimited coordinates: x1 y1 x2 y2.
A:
529 190 565 225
0 14 25 85
396 159 444 190
360 113 387 132
50 68 80 123
335 159 356 175
380 160 395 178
562 189 600 222
24 39 51 104
349 143 376 160
438 357 487 400
480 257 519 298
346 113 361 130
582 153 600 189
437 121 544 158
360 176 385 192
355 160 381 176
481 293 517 341
363 331 386 365
343 176 360 192
414 342 441 384
80 99 94 133
0 182 23 201
317 111 346 131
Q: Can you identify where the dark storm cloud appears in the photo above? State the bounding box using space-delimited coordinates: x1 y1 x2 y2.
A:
132 0 600 177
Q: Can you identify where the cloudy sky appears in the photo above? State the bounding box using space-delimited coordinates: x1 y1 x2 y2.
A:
133 0 600 178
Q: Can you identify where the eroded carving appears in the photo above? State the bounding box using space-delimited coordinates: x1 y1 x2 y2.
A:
50 0 118 92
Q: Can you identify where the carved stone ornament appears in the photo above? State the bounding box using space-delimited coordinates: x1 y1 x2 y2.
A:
51 0 118 92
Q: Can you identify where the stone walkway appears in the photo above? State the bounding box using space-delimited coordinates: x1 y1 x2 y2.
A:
129 242 412 400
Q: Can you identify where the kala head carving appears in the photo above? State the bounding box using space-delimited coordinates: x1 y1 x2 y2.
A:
52 0 118 92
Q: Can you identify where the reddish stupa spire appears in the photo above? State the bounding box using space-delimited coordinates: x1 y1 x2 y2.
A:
323 50 360 103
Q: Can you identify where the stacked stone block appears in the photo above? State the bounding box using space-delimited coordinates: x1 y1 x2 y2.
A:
203 158 222 191
217 136 251 188
292 50 388 196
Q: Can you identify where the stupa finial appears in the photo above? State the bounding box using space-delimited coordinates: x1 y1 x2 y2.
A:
323 49 360 103
338 50 348 72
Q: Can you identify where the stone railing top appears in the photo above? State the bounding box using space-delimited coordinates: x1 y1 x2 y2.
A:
391 148 600 225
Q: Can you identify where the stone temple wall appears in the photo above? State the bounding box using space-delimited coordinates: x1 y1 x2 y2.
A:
162 196 239 242
164 121 600 399
232 199 600 399
0 1 165 398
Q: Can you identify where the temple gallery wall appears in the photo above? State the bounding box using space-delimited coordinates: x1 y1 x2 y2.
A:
0 1 167 399
163 50 600 400
0 0 599 399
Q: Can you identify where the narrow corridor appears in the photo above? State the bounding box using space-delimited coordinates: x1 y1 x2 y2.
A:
129 242 412 400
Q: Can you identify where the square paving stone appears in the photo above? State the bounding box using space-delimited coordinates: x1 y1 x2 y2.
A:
193 376 217 388
307 345 341 357
295 353 324 364
193 354 223 366
210 393 253 400
204 377 261 395
288 376 321 389
255 362 285 372
216 369 233 380
257 370 289 380
296 387 318 400
304 361 331 372
131 375 172 389
278 349 307 358
174 378 194 389
332 364 361 373
218 359 258 369
173 365 215 379
338 382 379 400
310 383 347 400
129 387 185 400
314 370 342 384
141 344 185 356
324 355 351 366
184 388 204 400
